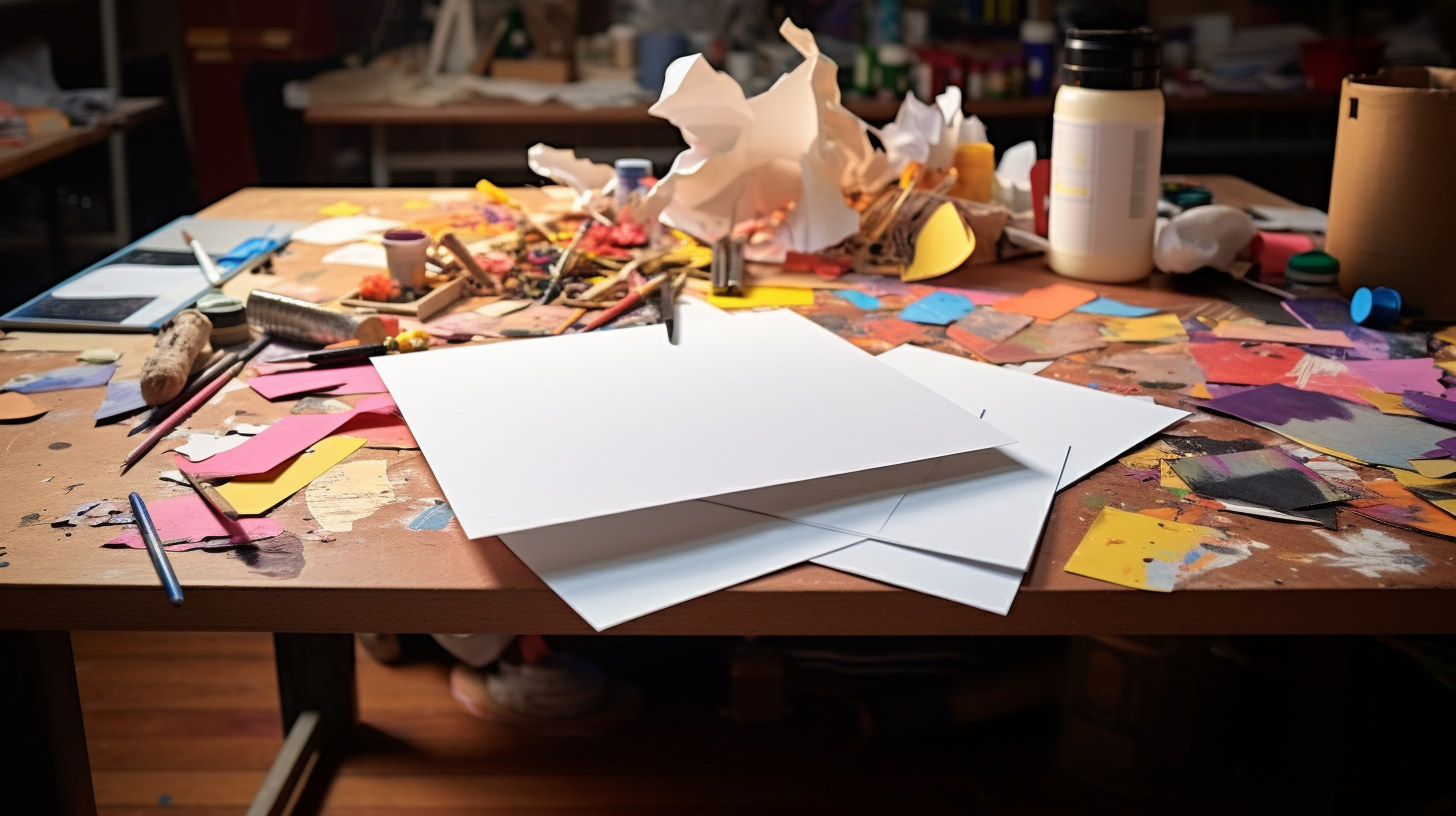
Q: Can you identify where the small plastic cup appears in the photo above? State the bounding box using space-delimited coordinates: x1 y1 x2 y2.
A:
381 229 430 292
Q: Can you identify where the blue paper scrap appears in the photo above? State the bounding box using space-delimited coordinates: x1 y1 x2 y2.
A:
408 502 455 531
3 363 117 394
899 291 975 326
1075 297 1159 317
836 290 883 310
94 378 146 421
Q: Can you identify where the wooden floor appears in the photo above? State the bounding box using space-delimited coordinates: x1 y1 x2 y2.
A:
71 632 1138 815
72 631 1456 815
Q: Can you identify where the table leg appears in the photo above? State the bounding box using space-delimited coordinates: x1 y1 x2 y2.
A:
247 633 356 815
0 630 97 816
370 124 390 188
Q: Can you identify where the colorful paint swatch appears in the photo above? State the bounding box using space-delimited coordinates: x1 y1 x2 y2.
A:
702 287 816 309
898 291 975 325
1168 448 1355 512
1209 321 1355 348
214 435 368 516
1203 384 1454 469
994 284 1098 320
2 363 116 393
1101 313 1187 343
1344 358 1444 397
0 390 47 421
105 493 284 551
1064 507 1242 592
980 321 1105 365
1402 391 1456 425
946 309 1034 356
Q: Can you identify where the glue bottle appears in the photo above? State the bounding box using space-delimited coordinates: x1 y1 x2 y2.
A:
1047 28 1164 283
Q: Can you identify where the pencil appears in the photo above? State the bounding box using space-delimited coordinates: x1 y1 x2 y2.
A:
553 307 587 336
130 334 271 437
580 273 668 333
127 492 185 606
121 359 246 475
182 469 238 520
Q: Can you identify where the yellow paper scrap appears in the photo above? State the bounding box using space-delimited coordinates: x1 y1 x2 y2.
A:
1410 458 1456 479
217 436 366 516
1101 313 1187 343
1119 443 1177 470
318 201 364 217
1188 383 1213 400
902 202 975 282
1390 468 1456 516
476 179 518 206
1434 326 1456 345
1361 390 1423 417
1160 460 1191 493
1064 507 1230 592
1439 361 1456 376
402 199 433 210
702 287 816 309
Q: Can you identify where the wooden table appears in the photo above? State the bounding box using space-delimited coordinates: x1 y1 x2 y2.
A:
3 176 1451 815
0 97 164 182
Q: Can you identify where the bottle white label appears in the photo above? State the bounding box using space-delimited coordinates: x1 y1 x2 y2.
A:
1050 115 1163 257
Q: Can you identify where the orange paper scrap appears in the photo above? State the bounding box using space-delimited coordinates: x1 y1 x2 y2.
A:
994 284 1098 320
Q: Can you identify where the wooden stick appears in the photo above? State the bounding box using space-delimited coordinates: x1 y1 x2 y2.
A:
552 308 588 336
580 274 668 333
182 470 239 520
439 232 498 294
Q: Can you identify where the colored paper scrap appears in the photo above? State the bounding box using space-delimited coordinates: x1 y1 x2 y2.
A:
1101 313 1187 344
347 413 418 449
2 363 116 394
408 502 455 530
946 309 1034 356
1361 390 1422 416
902 203 975 282
994 283 1097 321
105 493 284 551
181 394 397 478
1347 359 1444 397
1168 448 1355 512
318 200 364 217
171 433 250 462
1435 326 1456 345
1188 342 1376 405
898 291 975 325
936 287 1011 306
1096 347 1206 391
1161 460 1191 494
1440 438 1456 458
1064 507 1250 592
0 390 47 421
1210 320 1355 348
835 290 883 310
1283 298 1356 331
93 378 146 422
1202 384 1453 469
1346 479 1456 539
249 365 388 400
1410 458 1456 479
701 287 815 309
305 459 395 533
1389 468 1456 517
213 436 367 516
980 320 1105 365
1403 391 1456 425
1076 297 1160 317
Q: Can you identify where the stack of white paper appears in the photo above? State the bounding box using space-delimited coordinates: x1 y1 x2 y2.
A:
374 307 1187 630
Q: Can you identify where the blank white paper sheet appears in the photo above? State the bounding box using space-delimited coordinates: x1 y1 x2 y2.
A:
500 501 863 631
813 541 1025 616
374 309 1013 537
875 345 1188 489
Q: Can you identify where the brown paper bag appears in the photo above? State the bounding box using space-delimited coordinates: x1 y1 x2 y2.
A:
1327 67 1456 319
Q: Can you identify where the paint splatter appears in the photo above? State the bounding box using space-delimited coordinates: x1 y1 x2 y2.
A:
19 513 39 526
407 502 455 531
1310 528 1429 578
305 460 395 533
229 532 305 579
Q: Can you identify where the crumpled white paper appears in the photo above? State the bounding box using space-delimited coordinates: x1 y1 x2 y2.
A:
1153 204 1258 274
647 20 888 255
527 144 617 209
878 87 964 175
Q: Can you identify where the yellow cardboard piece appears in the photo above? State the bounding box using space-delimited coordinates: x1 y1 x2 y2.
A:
702 287 815 309
1439 361 1456 376
318 201 364 217
1360 390 1422 416
1188 383 1213 400
1410 458 1456 479
1433 326 1456 345
1160 460 1191 492
1101 313 1187 343
1064 506 1227 592
901 202 975 282
1119 443 1178 470
217 436 366 516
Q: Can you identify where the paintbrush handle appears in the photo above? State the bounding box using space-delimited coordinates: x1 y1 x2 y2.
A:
581 275 668 333
128 492 184 606
123 360 246 473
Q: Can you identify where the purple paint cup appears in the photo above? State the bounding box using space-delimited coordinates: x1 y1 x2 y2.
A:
381 229 430 292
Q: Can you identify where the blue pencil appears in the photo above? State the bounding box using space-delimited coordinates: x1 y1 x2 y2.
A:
127 492 185 607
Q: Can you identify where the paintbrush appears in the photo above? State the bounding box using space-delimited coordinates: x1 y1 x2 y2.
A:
539 220 592 305
580 273 669 333
182 470 238 520
121 359 246 475
130 335 271 437
181 229 224 287
127 492 184 606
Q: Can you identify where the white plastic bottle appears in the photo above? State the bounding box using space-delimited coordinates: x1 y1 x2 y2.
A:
1048 28 1164 283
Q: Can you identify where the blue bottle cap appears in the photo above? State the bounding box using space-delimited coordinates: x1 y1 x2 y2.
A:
1349 286 1401 327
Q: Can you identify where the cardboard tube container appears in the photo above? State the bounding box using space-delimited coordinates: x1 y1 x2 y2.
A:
1327 67 1456 319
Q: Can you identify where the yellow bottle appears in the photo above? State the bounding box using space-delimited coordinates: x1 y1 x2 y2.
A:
950 142 996 202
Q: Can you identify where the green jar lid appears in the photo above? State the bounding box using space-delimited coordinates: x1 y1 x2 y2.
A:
1285 249 1339 283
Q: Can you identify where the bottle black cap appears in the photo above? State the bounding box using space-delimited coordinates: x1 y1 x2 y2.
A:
1062 28 1162 90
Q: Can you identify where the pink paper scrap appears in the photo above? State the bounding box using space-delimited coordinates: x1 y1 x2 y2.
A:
1344 358 1445 397
249 364 388 400
105 494 284 551
180 394 398 478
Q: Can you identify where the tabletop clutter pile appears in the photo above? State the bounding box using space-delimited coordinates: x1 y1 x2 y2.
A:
3 23 1455 629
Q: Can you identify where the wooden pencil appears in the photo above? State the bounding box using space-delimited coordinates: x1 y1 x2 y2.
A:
553 308 588 335
121 359 246 475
